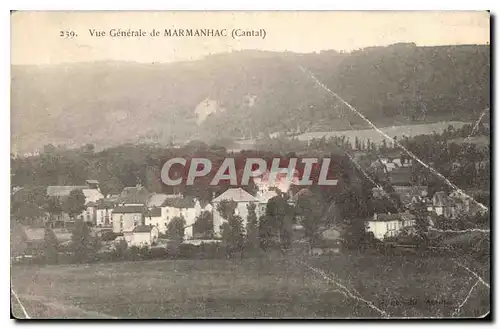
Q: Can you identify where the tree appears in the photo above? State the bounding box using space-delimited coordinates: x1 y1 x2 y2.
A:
11 186 47 225
63 189 87 220
45 196 62 223
295 191 325 249
344 218 370 250
193 211 214 239
167 216 186 242
113 239 128 260
217 200 244 257
71 218 92 263
83 143 95 154
43 225 59 264
246 202 259 250
265 195 293 250
381 139 388 151
10 221 27 258
411 201 430 250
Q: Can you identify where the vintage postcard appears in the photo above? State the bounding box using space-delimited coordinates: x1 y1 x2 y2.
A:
10 11 490 319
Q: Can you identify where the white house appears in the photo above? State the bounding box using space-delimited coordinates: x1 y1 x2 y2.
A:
95 200 115 227
392 186 429 208
82 202 98 224
144 207 164 233
428 190 482 219
366 212 416 241
112 205 144 233
123 225 159 247
212 188 266 238
46 180 104 224
429 191 454 218
143 194 199 239
144 193 177 234
448 190 475 216
370 154 412 173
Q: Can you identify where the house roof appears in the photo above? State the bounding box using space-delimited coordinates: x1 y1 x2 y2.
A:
213 188 257 203
133 225 156 233
370 212 415 222
394 186 428 205
47 186 88 197
95 199 116 209
373 213 399 221
86 180 99 184
320 227 345 240
113 205 145 214
21 226 73 243
161 196 196 209
146 193 170 207
81 189 104 202
118 185 150 205
146 193 186 207
145 207 162 217
46 186 103 203
258 190 278 203
433 191 452 207
393 185 428 195
106 194 120 202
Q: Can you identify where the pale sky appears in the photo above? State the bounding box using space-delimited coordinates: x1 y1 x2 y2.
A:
11 11 490 65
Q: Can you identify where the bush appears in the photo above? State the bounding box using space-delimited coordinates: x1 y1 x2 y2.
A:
197 243 225 259
178 244 201 259
101 231 120 242
149 246 168 259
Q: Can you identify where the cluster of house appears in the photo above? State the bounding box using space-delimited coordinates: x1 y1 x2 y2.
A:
44 177 284 248
39 150 484 249
369 185 484 240
363 150 484 241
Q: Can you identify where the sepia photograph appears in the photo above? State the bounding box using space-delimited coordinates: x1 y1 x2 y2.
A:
10 11 491 319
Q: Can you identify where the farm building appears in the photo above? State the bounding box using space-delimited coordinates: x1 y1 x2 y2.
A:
123 225 159 247
366 212 416 240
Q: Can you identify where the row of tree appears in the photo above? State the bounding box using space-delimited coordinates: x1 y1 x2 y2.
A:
12 188 88 226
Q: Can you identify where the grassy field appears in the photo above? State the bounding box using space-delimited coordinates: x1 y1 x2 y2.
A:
11 252 490 319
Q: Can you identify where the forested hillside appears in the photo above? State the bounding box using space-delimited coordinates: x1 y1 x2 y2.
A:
11 43 489 153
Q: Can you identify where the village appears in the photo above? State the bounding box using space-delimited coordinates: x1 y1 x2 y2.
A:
11 146 487 259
